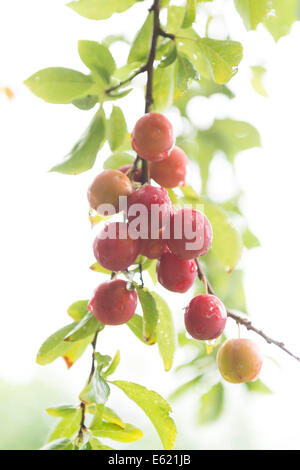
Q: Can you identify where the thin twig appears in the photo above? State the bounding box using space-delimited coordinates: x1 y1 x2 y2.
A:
106 65 147 95
195 259 300 363
158 27 175 40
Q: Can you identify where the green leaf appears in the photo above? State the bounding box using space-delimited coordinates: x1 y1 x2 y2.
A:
159 43 177 68
234 0 272 30
264 0 298 41
251 65 268 97
246 379 272 394
170 375 203 401
174 55 198 97
64 311 103 342
103 350 121 378
152 63 175 111
89 437 115 450
103 150 134 170
68 300 89 322
182 0 197 29
24 67 94 104
78 40 116 84
177 30 243 84
46 405 79 418
62 335 93 368
50 108 106 174
152 292 176 371
48 408 82 442
41 438 73 450
91 422 143 442
68 0 136 20
90 262 112 274
113 62 143 81
107 106 128 151
198 382 224 425
72 95 98 110
137 287 159 344
167 6 186 34
36 323 77 365
147 260 158 285
126 314 151 345
87 405 125 429
128 13 153 63
242 226 261 249
79 368 110 406
112 381 177 450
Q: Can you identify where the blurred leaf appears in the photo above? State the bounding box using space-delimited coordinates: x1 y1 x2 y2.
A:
36 323 77 365
113 62 142 81
79 367 110 406
46 405 78 418
177 30 243 84
50 109 106 174
147 260 158 285
72 94 98 110
167 6 186 34
264 0 298 41
251 65 268 97
48 408 81 442
103 350 121 378
174 55 198 97
112 381 177 450
89 437 114 450
137 287 159 344
170 375 203 401
152 292 176 371
103 34 130 47
159 42 177 68
78 40 116 84
198 382 224 425
67 300 89 322
24 68 94 104
41 438 73 450
103 150 134 170
128 13 153 63
182 0 197 28
68 0 136 20
91 422 143 442
246 379 272 394
242 226 261 249
64 312 103 342
62 335 93 368
152 63 175 111
234 0 272 30
89 262 112 274
107 106 128 151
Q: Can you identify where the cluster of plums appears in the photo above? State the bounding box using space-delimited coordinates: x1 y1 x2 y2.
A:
87 113 263 384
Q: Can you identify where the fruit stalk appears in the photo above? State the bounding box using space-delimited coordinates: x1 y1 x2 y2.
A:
195 259 300 362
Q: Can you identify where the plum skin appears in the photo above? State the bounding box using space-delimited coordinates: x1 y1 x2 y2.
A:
156 252 197 293
217 338 263 384
93 222 140 272
150 146 188 188
88 279 137 325
88 169 133 215
131 113 174 162
167 208 213 260
184 294 227 340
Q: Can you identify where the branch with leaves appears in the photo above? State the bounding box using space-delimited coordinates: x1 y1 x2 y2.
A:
25 0 300 449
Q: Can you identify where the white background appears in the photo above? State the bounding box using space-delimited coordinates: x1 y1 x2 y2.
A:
0 0 299 449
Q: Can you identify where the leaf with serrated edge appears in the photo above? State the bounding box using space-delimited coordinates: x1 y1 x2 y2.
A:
112 381 177 450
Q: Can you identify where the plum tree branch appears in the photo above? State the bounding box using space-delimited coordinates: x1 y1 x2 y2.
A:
195 259 300 363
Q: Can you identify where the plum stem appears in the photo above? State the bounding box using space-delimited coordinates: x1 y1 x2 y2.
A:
195 258 300 363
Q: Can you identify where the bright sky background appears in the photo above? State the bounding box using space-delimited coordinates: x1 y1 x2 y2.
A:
0 0 300 450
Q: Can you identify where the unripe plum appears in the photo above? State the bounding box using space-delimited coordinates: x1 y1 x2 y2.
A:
150 146 188 188
118 164 142 183
93 222 140 271
88 169 133 215
157 252 197 293
167 208 213 259
217 338 263 384
127 185 172 236
88 279 137 325
131 113 174 162
184 294 227 340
